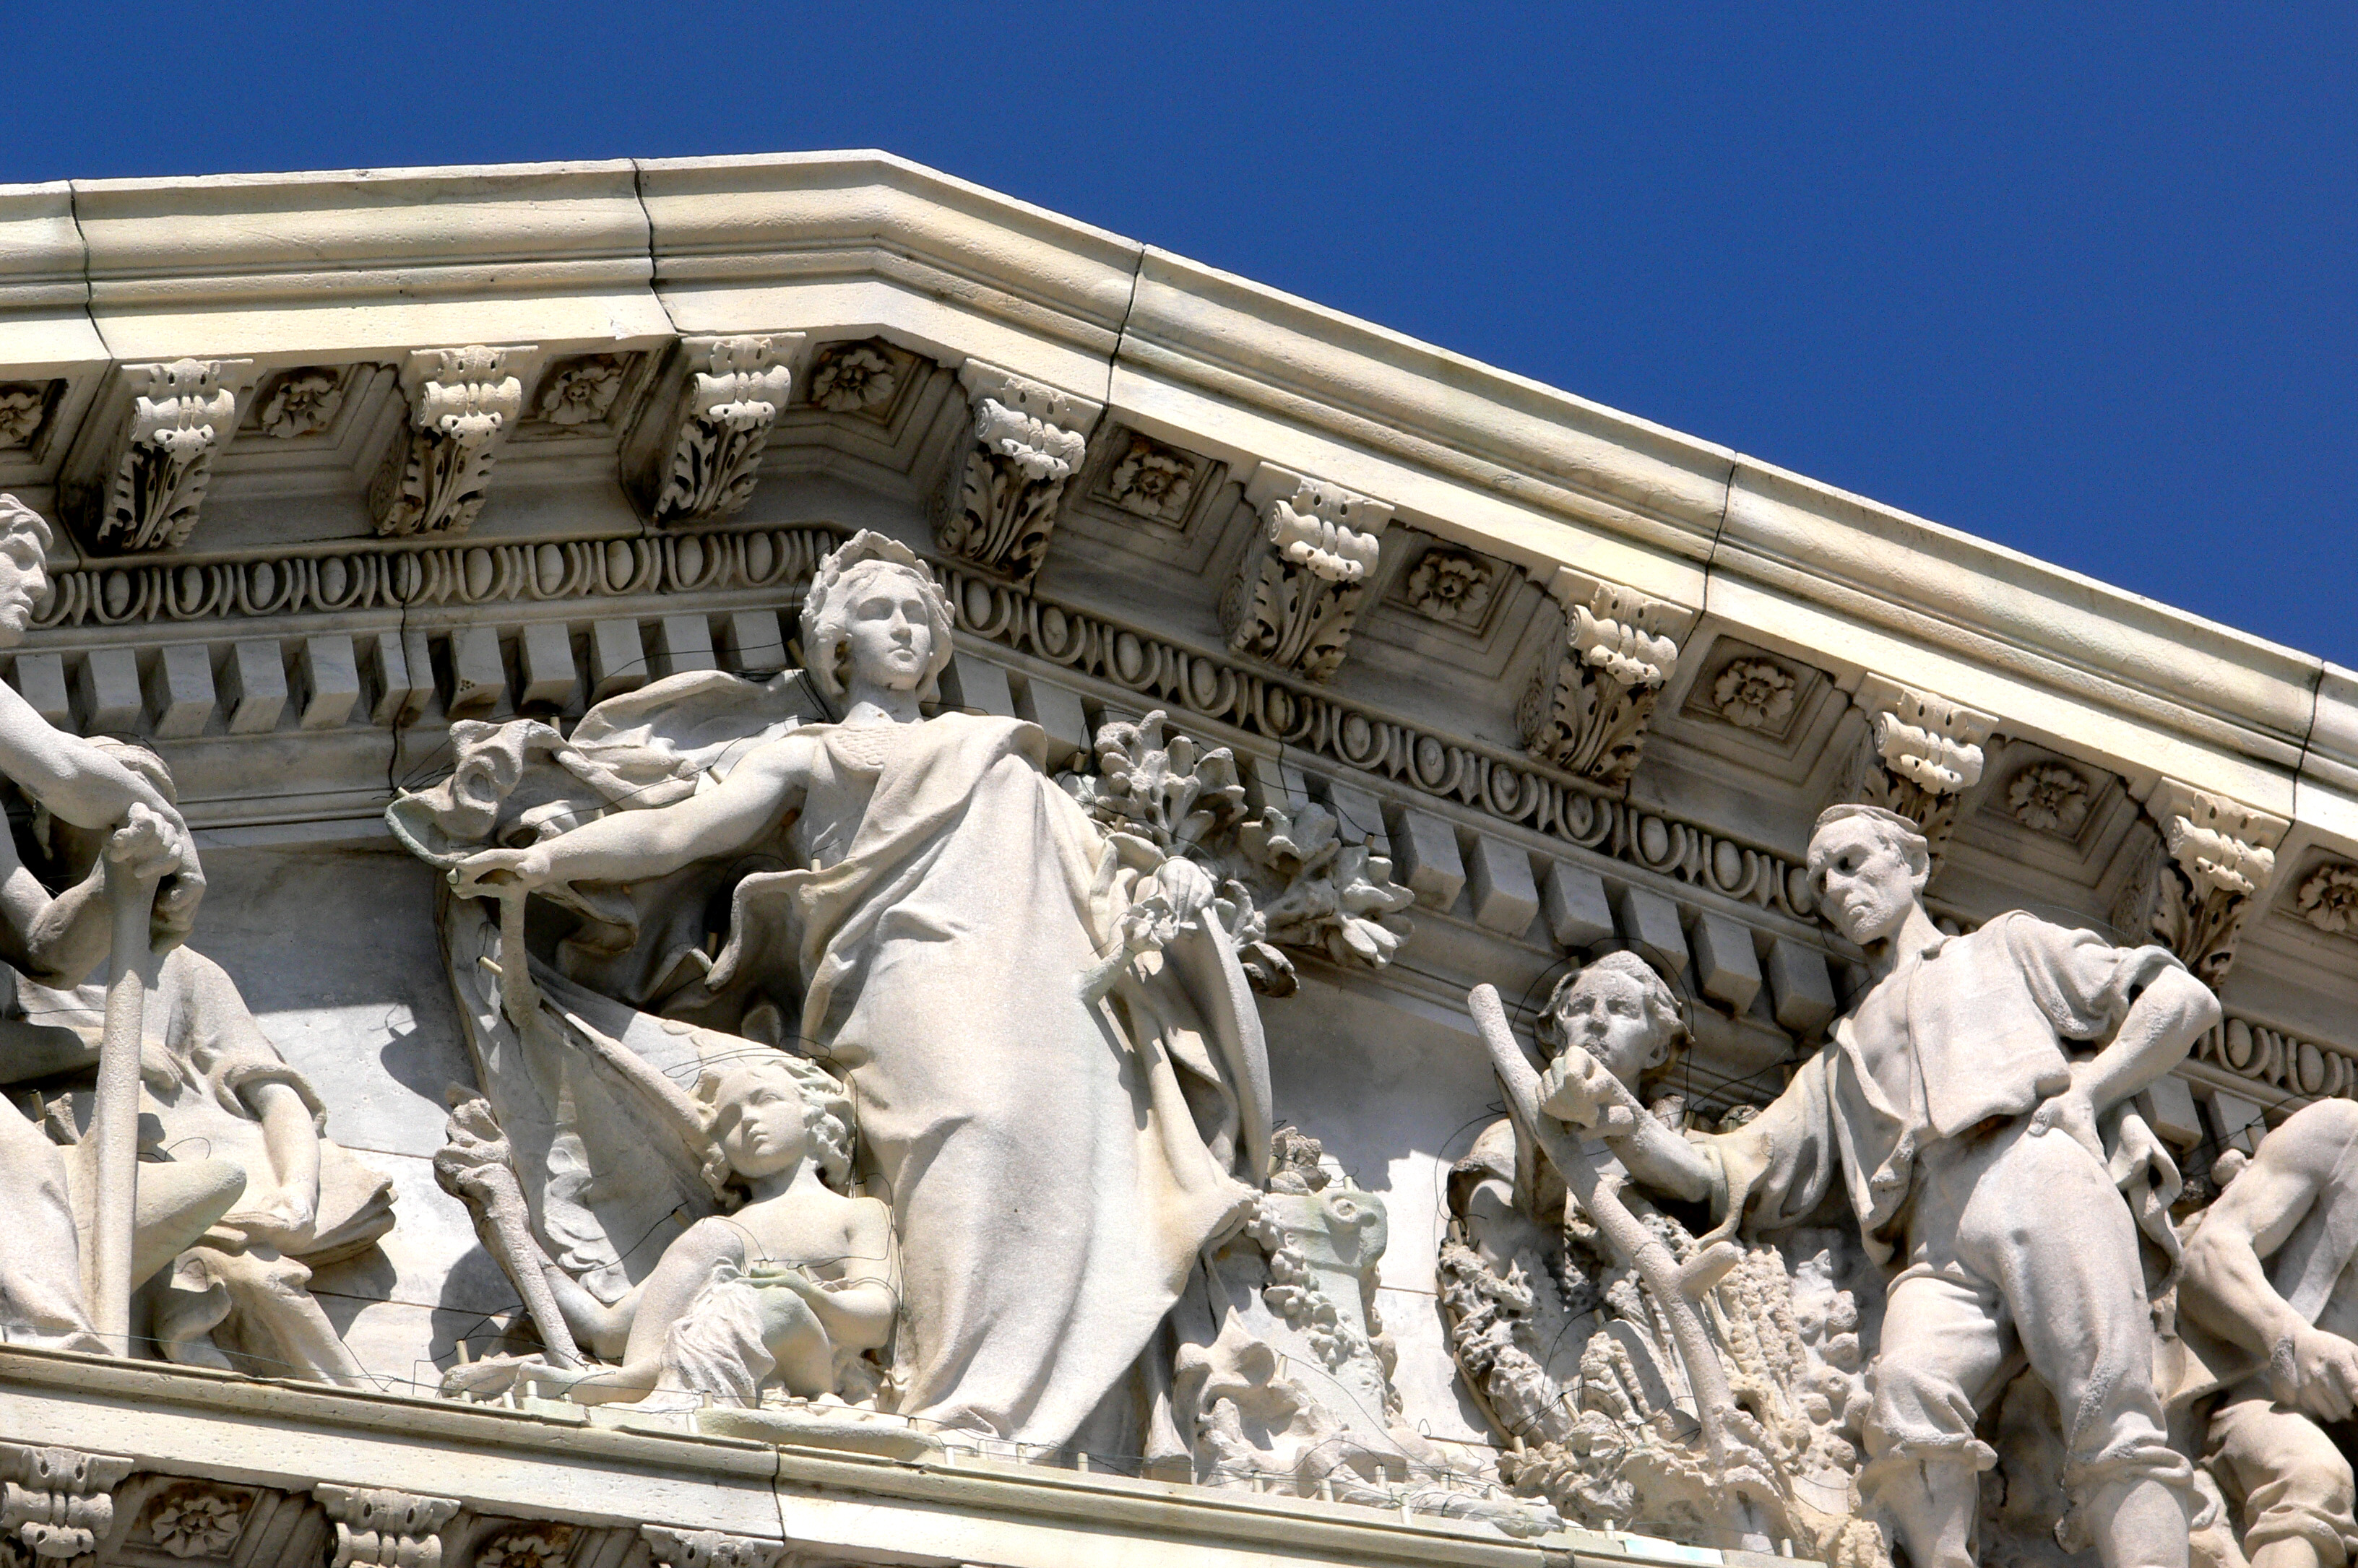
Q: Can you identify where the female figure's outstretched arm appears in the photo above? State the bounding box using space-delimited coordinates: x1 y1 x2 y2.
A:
452 737 813 894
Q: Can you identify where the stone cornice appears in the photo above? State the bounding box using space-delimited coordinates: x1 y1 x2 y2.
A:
0 150 2348 858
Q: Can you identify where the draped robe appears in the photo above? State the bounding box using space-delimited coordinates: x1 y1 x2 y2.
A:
709 712 1266 1446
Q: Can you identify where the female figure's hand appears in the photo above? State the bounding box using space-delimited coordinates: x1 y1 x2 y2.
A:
450 845 556 898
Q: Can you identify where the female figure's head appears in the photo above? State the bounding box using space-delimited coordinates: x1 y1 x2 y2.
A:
1537 950 1687 1091
799 532 955 706
695 1050 857 1196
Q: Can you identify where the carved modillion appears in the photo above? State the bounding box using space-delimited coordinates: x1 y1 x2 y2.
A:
932 360 1098 582
622 334 802 526
368 347 530 537
0 1444 134 1568
1839 676 1995 863
1220 467 1392 682
639 1527 787 1568
69 359 252 553
2115 779 2284 989
314 1485 459 1568
1518 567 1690 784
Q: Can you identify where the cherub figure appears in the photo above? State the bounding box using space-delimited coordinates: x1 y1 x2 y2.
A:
1454 950 1690 1283
445 1050 895 1408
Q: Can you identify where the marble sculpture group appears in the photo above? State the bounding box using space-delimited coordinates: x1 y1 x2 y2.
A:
0 508 2341 1568
0 152 2346 1568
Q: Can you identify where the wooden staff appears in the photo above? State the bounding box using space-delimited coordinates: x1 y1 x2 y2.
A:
86 805 171 1349
1465 983 1742 1470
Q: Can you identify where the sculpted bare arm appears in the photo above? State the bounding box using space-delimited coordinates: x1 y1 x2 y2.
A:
2075 965 2219 1116
813 1196 897 1354
0 684 203 935
2182 1104 2349 1351
453 736 815 893
0 682 163 828
2182 1101 2358 1420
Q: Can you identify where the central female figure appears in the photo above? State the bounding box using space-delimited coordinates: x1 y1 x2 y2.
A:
454 532 1271 1447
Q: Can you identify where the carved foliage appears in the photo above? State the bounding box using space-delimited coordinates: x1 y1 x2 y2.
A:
2116 785 2284 989
314 1486 459 1568
1101 431 1206 525
1065 709 1248 854
2005 761 2091 837
2296 860 2358 937
1711 657 1797 732
83 360 249 553
252 368 346 439
141 1483 251 1560
1235 805 1415 977
0 382 59 452
1519 582 1683 784
934 363 1094 582
1245 1145 1396 1421
0 1446 134 1568
1402 547 1499 629
369 348 527 537
1437 1198 1883 1567
639 1530 786 1568
471 1525 571 1568
532 358 624 427
640 336 798 525
1065 709 1412 995
805 339 906 417
1221 475 1391 681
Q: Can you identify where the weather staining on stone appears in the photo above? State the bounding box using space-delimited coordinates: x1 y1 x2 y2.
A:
253 368 346 439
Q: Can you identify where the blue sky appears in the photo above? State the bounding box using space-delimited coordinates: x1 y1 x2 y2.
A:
12 7 2352 664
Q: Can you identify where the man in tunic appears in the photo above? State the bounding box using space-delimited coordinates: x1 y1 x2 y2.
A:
2179 1098 2358 1568
1539 803 2216 1568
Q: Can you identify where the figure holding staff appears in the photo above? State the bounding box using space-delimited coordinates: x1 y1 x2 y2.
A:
0 495 230 1352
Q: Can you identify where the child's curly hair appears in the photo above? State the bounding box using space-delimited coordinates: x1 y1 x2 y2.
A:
694 1050 857 1198
1535 950 1688 1086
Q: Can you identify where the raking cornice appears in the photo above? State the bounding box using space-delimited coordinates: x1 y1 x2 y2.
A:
0 149 2347 853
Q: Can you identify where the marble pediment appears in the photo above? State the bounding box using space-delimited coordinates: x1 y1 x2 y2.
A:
0 152 2341 1568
